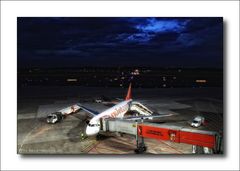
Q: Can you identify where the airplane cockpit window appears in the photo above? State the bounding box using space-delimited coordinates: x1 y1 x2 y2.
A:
88 123 100 127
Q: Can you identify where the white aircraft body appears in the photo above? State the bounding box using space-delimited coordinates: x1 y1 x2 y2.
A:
47 83 172 136
85 99 132 135
80 83 133 136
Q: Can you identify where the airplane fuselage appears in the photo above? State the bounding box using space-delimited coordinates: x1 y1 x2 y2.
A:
86 99 132 136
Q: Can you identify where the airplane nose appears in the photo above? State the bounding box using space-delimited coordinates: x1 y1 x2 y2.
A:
85 126 97 136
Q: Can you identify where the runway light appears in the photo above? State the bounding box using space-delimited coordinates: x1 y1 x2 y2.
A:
196 79 207 83
131 69 140 75
67 78 78 82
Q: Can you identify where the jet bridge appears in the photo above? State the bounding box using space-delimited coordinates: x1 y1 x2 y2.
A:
101 118 222 154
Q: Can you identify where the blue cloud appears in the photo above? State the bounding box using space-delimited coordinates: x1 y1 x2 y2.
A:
136 18 189 33
117 33 154 43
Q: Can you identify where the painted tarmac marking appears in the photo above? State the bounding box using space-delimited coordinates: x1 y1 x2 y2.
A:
158 140 183 154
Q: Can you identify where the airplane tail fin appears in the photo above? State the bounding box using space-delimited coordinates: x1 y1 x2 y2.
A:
125 83 132 100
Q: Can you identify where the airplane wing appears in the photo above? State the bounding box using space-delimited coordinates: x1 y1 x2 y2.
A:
46 103 99 124
128 101 175 120
98 98 122 107
115 98 124 101
94 96 121 107
124 113 174 120
77 104 99 117
130 101 154 116
101 101 118 107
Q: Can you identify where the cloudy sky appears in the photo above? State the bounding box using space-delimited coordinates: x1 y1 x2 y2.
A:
17 17 223 68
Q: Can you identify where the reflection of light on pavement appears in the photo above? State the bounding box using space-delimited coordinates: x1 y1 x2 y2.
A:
31 126 52 138
18 123 41 153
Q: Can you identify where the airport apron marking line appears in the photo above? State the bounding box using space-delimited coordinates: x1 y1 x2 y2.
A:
157 139 183 154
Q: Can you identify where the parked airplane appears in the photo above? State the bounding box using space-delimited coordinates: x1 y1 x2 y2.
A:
46 83 172 136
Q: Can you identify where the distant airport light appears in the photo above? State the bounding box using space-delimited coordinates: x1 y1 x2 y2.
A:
67 78 78 82
195 79 207 83
131 69 140 75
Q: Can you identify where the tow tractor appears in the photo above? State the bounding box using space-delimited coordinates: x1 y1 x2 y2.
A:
46 104 81 124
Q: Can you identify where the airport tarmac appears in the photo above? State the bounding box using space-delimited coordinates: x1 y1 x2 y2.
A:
17 86 223 154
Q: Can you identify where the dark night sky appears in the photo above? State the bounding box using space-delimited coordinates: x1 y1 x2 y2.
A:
17 17 223 68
